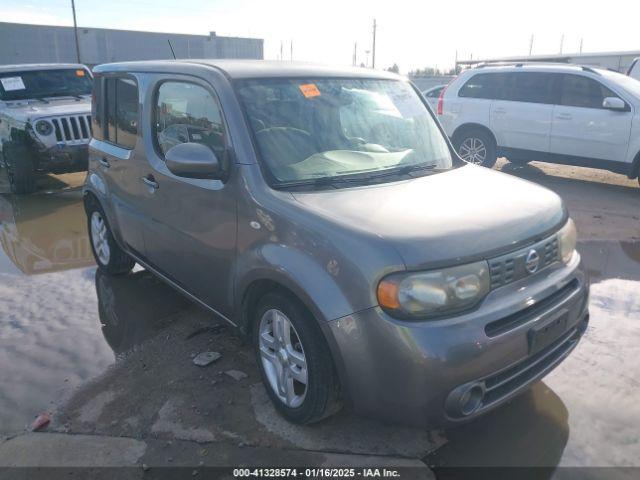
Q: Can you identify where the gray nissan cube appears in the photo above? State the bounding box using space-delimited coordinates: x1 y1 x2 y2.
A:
84 60 589 426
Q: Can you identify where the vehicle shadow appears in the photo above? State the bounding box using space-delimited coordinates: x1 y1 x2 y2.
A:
425 382 569 477
497 161 639 196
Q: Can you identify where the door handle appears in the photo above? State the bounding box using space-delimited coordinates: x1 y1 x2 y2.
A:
556 113 572 120
493 108 507 114
141 175 159 190
98 158 110 168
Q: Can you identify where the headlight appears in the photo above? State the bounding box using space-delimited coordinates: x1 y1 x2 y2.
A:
557 218 577 264
377 261 490 319
35 120 53 136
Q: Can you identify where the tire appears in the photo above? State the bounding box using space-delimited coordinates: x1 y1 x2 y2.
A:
253 291 341 424
454 128 497 168
4 143 37 194
86 197 135 275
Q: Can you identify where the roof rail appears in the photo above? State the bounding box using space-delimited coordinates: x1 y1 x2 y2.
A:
474 61 601 75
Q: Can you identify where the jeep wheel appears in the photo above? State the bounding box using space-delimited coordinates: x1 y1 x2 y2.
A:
454 129 497 168
254 291 341 424
4 143 37 194
86 198 135 275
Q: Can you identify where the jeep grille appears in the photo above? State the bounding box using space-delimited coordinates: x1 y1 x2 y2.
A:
51 115 92 144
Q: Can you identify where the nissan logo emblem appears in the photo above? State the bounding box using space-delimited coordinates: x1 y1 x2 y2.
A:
525 249 540 274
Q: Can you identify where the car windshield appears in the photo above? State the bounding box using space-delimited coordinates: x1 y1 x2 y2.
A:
0 68 92 101
235 78 453 186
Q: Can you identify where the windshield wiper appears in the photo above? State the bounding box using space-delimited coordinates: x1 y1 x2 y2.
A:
353 163 439 181
274 164 440 190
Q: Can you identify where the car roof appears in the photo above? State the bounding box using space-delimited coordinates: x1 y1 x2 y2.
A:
0 63 88 73
92 59 402 81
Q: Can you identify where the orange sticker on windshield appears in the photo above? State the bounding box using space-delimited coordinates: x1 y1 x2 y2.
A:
299 83 321 98
75 69 86 77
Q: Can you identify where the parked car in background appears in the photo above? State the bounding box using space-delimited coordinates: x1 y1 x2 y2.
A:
85 60 588 426
422 84 447 110
0 64 93 194
628 57 640 81
437 63 640 186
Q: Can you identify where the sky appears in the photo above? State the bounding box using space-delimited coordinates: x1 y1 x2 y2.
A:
2 0 640 73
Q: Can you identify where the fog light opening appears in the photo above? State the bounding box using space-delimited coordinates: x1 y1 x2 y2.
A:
459 384 484 416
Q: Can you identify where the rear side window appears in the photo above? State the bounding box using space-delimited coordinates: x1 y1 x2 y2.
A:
91 77 104 141
154 81 226 161
507 72 555 104
105 76 139 149
559 75 617 109
458 73 506 99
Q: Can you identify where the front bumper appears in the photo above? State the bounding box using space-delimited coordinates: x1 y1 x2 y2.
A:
34 143 88 173
326 252 589 427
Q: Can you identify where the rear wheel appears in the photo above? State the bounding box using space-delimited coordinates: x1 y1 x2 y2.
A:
86 198 135 275
253 291 341 424
454 129 497 168
4 143 37 194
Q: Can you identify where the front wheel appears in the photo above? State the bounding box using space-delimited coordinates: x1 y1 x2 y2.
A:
454 129 497 168
86 198 135 275
254 291 341 424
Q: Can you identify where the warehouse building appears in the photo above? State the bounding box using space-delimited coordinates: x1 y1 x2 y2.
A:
0 22 263 66
456 50 640 73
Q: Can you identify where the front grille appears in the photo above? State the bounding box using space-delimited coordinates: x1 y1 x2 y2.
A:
485 279 580 337
51 115 92 143
482 325 582 406
489 235 559 289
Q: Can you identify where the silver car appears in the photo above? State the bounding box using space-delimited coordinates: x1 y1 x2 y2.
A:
84 60 589 426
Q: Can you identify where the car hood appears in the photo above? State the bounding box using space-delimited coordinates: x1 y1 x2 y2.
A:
291 165 566 269
2 97 91 123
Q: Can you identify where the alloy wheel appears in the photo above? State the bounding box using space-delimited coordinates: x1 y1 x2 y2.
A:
459 137 487 165
258 308 308 408
90 211 111 266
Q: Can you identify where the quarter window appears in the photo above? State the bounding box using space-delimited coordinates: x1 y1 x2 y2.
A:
154 82 226 162
105 77 139 149
560 75 619 109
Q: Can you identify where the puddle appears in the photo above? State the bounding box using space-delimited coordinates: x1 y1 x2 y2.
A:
0 191 186 434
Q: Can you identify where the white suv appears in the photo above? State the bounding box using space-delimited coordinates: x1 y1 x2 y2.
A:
437 63 640 186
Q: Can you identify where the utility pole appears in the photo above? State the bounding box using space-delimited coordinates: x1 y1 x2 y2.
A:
280 41 283 60
365 50 370 68
353 42 357 66
71 0 81 63
579 38 583 53
559 34 564 54
371 18 377 69
529 34 534 56
290 39 293 61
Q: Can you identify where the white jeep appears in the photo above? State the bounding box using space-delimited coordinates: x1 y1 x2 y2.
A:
0 63 93 194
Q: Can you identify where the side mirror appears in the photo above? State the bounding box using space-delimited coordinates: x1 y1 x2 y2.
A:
602 97 626 111
165 142 222 179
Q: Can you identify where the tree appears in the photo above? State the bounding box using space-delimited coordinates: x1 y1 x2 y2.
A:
386 63 400 74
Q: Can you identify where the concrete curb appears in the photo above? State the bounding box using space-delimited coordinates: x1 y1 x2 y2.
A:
0 432 146 467
0 432 433 476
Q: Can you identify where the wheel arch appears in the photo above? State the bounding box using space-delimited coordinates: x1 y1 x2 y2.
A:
451 123 498 149
628 150 640 179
